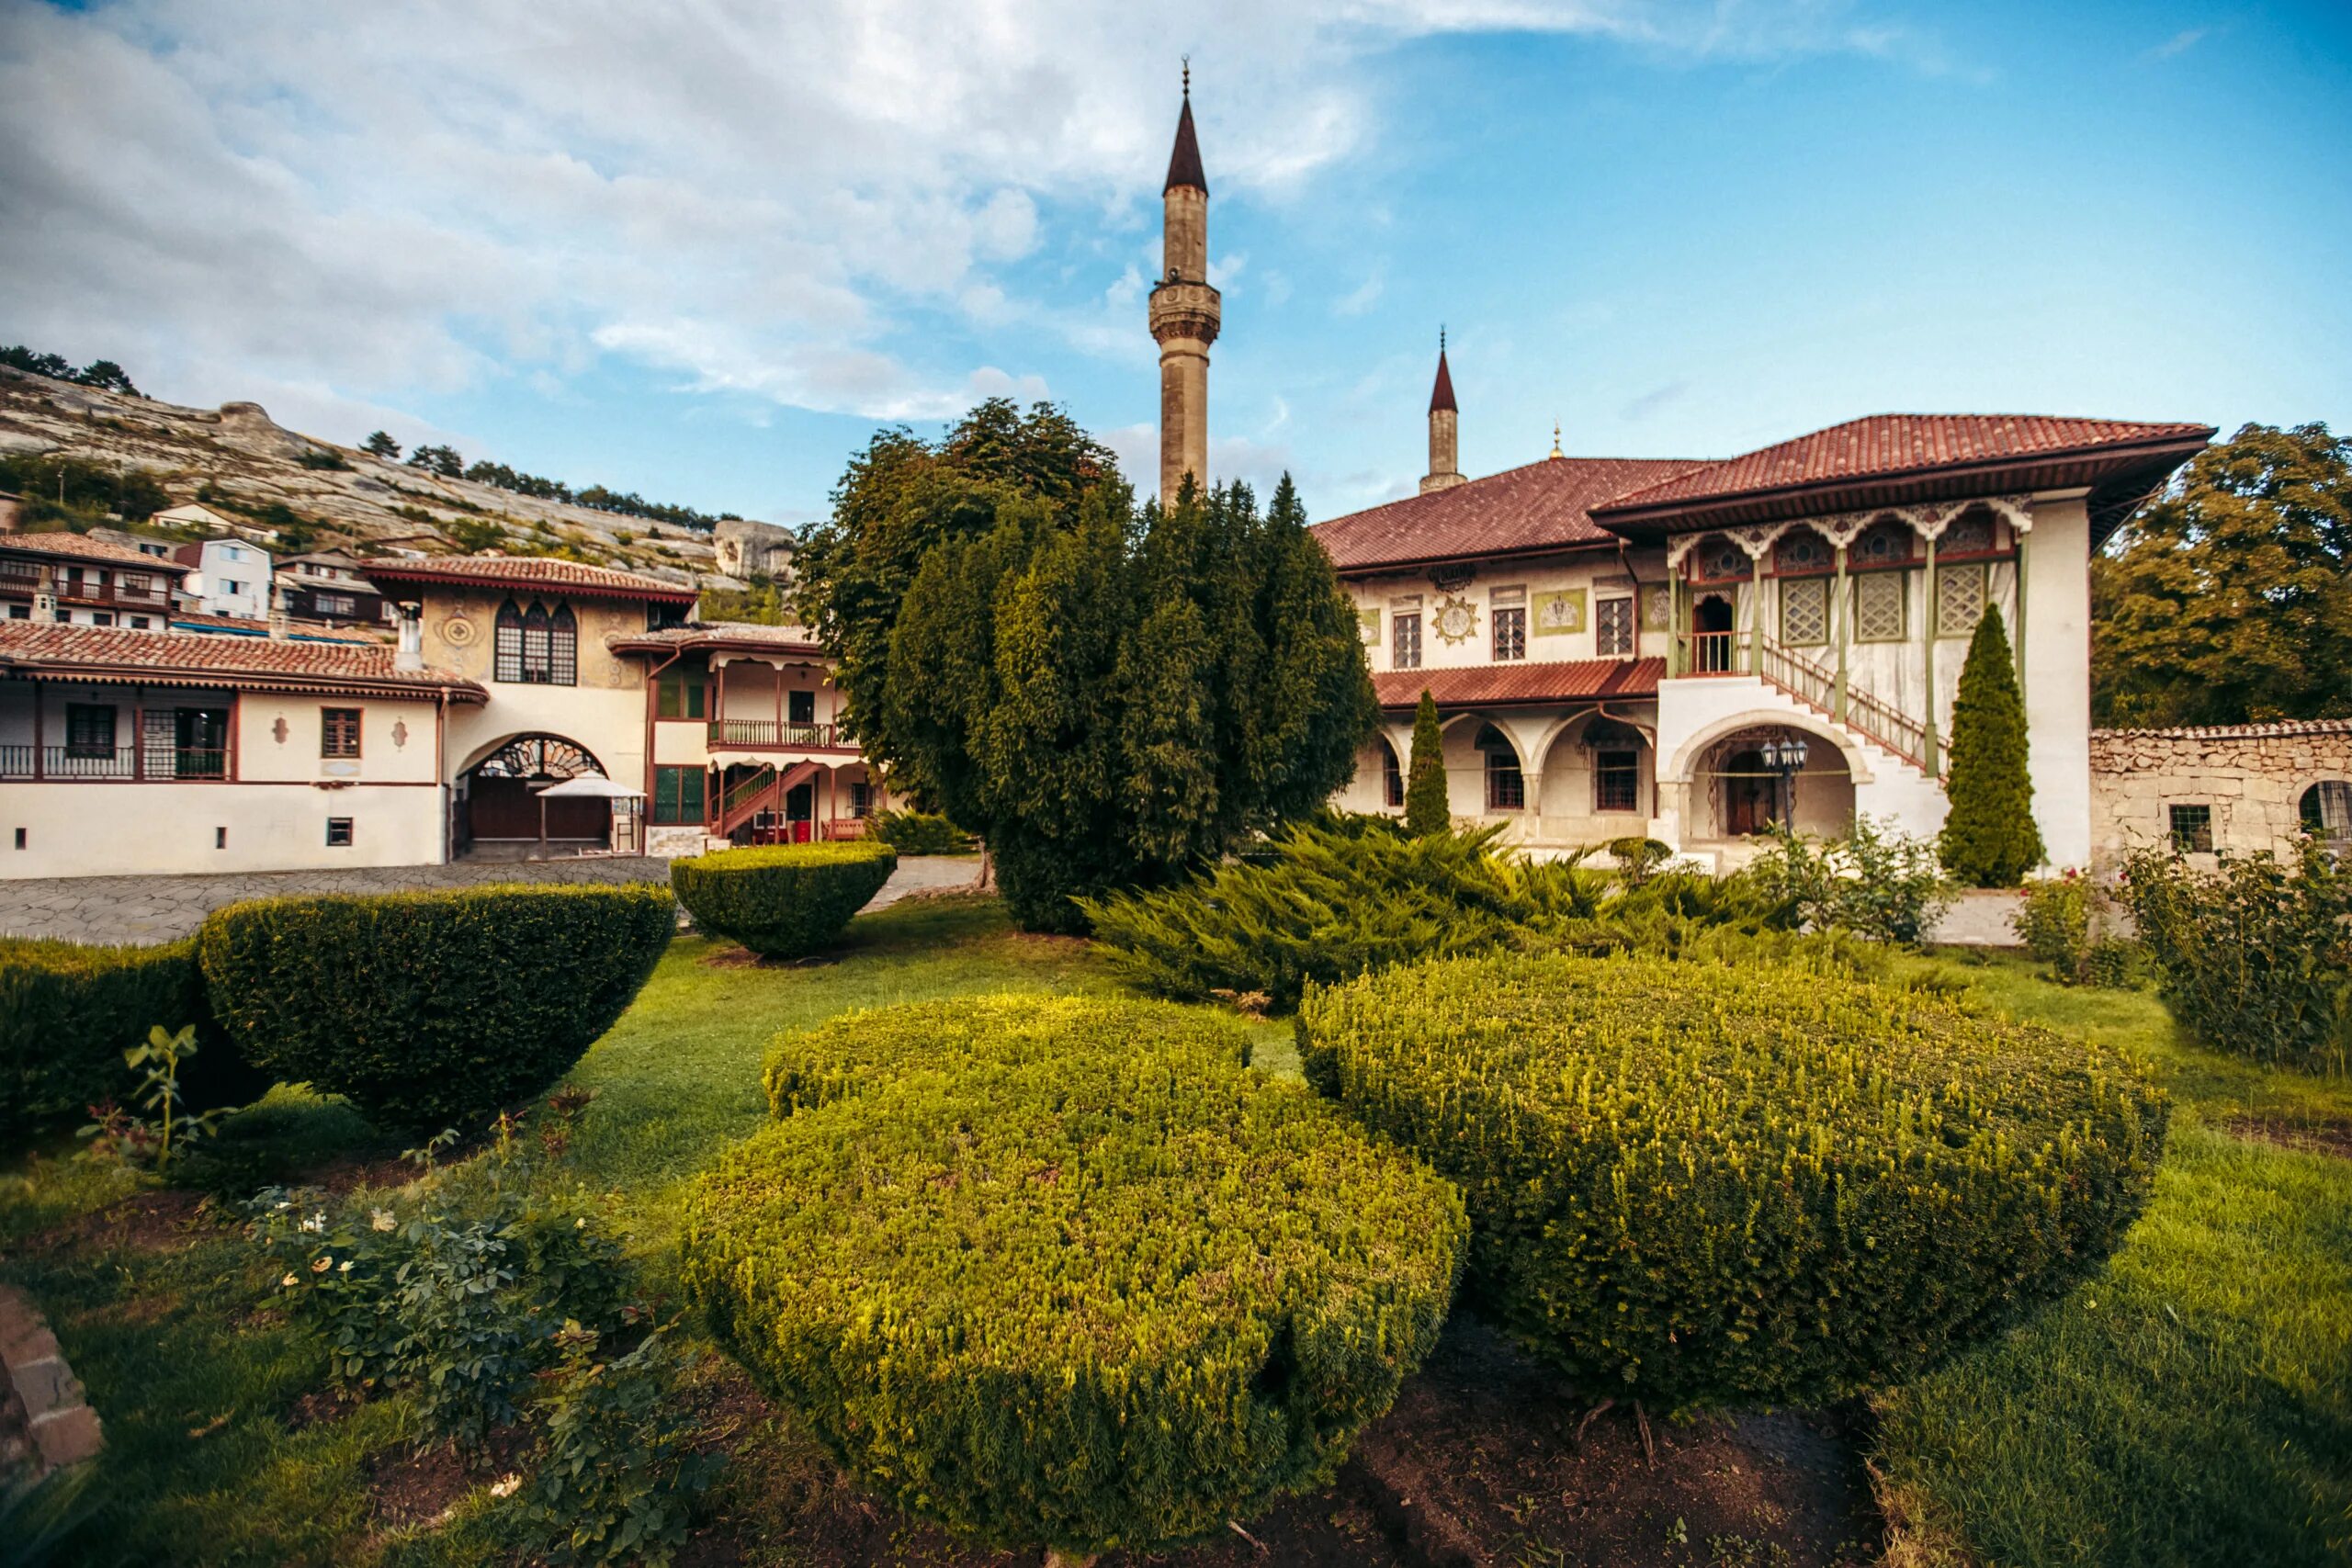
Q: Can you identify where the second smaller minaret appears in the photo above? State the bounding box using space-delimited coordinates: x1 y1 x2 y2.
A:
1420 332 1464 493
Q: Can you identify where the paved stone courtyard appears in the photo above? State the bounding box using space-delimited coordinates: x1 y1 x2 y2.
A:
1 853 986 945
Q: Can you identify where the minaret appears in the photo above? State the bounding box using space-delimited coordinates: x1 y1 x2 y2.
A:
1148 62 1219 505
1420 331 1464 493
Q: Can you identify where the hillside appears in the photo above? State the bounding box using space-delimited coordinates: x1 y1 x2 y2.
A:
0 367 727 581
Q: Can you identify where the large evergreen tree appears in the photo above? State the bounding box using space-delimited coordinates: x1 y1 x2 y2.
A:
819 404 1376 931
2094 422 2351 726
1939 607 2044 885
1404 691 1449 836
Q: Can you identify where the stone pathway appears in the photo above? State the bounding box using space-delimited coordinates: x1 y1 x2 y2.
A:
1925 888 2026 947
0 852 990 945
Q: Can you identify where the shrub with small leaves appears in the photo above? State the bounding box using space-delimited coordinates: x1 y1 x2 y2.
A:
1297 951 2168 1410
2013 872 2094 982
685 997 1465 1560
670 840 898 958
514 1324 719 1568
1748 815 1951 944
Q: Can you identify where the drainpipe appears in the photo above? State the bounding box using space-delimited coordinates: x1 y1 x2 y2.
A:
1832 543 1849 722
1922 534 1940 775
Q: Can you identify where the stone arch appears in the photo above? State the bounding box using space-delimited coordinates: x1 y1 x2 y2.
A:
1670 718 1860 840
1537 710 1655 822
457 732 610 853
2300 779 2352 844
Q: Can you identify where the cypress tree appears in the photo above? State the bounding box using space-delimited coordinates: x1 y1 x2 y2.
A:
1939 606 2045 885
1405 691 1450 837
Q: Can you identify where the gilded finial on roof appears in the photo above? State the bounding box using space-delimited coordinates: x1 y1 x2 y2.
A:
1182 56 1190 98
1548 420 1563 460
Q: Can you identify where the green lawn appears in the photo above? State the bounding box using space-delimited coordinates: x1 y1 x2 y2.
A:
1871 953 2352 1568
0 908 2343 1567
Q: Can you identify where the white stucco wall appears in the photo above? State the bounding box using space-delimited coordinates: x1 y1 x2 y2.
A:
1342 547 1672 676
2020 494 2094 870
3 782 445 877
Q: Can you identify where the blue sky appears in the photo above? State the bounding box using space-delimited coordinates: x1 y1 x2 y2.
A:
3 1 2346 526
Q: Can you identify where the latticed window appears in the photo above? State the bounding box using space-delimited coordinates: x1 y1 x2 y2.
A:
1698 539 1748 581
498 600 579 685
1393 613 1421 670
1478 725 1523 811
1853 522 1913 566
1936 564 1985 637
1595 597 1634 657
1942 508 1997 555
1854 573 1905 641
1774 530 1833 575
548 604 578 685
1780 578 1827 646
493 599 526 682
1493 606 1526 661
2170 803 2213 854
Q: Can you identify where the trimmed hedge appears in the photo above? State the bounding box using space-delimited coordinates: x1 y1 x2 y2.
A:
197 883 675 1130
761 992 1251 1118
685 998 1465 1558
669 841 898 958
1 936 249 1143
866 809 970 856
1297 952 2168 1410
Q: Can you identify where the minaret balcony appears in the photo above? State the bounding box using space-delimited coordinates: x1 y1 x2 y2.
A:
1148 280 1222 345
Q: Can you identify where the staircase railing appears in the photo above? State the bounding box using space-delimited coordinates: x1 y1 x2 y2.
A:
718 763 778 836
1752 635 1934 773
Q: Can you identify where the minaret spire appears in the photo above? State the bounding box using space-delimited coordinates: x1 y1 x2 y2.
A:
1420 329 1464 494
1149 62 1219 503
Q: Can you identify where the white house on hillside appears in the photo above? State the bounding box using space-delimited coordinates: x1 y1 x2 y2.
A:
171 537 272 621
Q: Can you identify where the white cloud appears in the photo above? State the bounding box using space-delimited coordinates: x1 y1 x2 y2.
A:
0 0 1948 440
1334 272 1387 317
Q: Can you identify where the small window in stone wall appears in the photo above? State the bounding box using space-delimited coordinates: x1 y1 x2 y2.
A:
2169 803 2213 854
1780 578 1827 646
1937 563 1986 637
1854 572 1905 641
2301 782 2352 843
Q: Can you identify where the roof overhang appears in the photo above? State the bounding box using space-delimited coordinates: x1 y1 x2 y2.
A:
0 655 488 705
1324 534 1623 580
1589 428 2215 548
605 631 824 658
360 562 700 605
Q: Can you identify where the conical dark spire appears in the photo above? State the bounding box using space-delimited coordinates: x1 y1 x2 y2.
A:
1429 331 1457 413
1163 62 1207 196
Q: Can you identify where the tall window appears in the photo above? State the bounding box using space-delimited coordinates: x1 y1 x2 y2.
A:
2169 803 2213 854
1780 578 1828 646
849 781 873 818
495 598 579 685
1854 573 1905 642
656 671 706 719
1492 605 1526 661
321 707 361 758
1393 613 1421 670
2301 782 2352 844
788 689 817 725
1478 725 1523 811
1595 597 1634 657
652 766 707 826
65 703 115 759
1382 740 1404 808
1594 750 1640 813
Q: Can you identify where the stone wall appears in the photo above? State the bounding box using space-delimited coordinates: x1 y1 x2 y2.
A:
2088 720 2352 868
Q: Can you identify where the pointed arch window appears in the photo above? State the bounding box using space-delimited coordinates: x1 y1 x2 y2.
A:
493 598 579 685
493 598 526 682
548 603 578 686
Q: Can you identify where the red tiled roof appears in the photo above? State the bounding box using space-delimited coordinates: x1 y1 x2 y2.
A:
1313 457 1702 573
357 554 699 604
0 622 486 701
605 621 824 657
0 531 191 570
1373 657 1662 709
1596 414 2214 514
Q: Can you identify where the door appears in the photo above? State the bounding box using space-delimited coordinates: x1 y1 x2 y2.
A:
1691 596 1736 673
786 781 814 842
175 707 229 778
1724 750 1778 836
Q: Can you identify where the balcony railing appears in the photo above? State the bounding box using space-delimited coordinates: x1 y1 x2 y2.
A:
0 563 174 608
0 744 229 781
707 719 844 750
1684 630 1741 674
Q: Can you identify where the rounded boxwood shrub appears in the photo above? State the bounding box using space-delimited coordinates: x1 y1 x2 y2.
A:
1 936 254 1145
866 809 970 856
761 992 1252 1118
197 883 675 1131
669 841 897 958
1297 951 2169 1410
684 998 1465 1560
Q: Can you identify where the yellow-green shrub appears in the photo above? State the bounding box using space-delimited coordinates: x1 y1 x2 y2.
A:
669 841 897 958
760 992 1251 1118
684 998 1465 1559
1297 952 2168 1410
197 884 674 1130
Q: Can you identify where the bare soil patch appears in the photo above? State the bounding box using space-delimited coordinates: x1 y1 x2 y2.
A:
671 1317 1879 1567
30 1187 211 1255
2225 1114 2352 1159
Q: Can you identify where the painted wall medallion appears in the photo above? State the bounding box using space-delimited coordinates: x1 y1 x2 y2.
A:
1534 589 1587 637
1432 595 1479 645
441 615 476 646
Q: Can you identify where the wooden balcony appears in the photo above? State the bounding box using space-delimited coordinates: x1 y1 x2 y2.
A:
706 719 851 751
0 744 229 781
0 561 175 609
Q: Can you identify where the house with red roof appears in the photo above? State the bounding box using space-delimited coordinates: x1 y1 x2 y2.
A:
1316 345 2213 871
0 531 189 630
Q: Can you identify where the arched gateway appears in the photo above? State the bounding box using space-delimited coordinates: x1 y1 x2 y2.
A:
458 734 609 852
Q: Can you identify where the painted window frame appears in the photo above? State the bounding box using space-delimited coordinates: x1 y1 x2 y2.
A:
320 706 362 759
1935 561 1987 638
1779 577 1829 647
1595 596 1635 657
1852 571 1907 643
1593 750 1640 813
1492 605 1527 662
1392 612 1422 670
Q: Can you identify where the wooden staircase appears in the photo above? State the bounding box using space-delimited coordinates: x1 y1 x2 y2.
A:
718 760 822 839
1751 634 1939 776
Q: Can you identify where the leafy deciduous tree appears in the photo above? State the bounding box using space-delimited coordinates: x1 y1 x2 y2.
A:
2094 422 2351 727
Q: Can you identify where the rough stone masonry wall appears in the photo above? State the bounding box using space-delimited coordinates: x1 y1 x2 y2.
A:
2088 721 2352 868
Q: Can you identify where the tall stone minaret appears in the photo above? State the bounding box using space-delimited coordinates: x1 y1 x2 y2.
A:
1420 331 1464 493
1148 63 1219 505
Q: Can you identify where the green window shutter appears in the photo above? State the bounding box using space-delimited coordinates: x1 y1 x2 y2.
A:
683 769 706 820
